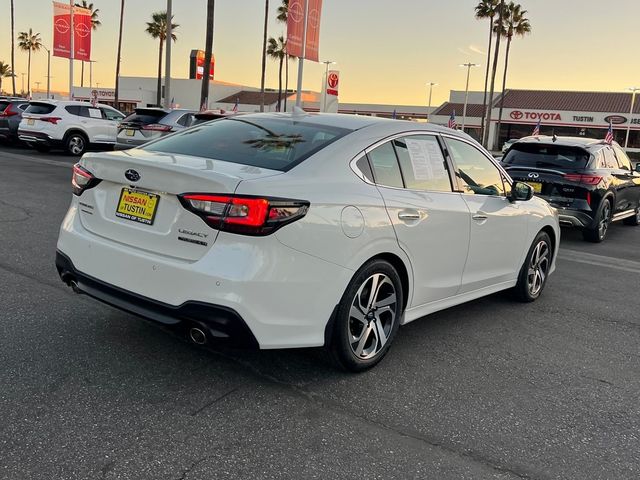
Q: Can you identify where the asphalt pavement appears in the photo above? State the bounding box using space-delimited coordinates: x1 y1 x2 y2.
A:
1 144 639 480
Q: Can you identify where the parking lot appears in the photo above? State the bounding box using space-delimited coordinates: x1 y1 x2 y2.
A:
1 144 640 479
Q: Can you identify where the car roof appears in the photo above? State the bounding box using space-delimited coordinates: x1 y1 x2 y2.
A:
513 135 614 151
28 99 117 108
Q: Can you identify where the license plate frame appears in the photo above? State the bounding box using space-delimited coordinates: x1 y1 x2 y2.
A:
27 118 35 126
115 188 160 225
527 181 543 193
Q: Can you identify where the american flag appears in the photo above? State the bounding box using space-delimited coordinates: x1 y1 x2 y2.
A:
392 109 397 119
605 122 614 144
532 119 541 137
448 110 457 129
232 98 239 112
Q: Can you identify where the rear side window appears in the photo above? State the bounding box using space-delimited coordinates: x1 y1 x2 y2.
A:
599 147 618 169
143 117 350 171
0 101 10 112
367 142 404 188
613 145 633 171
393 135 452 192
503 143 590 170
176 113 194 127
65 106 81 115
123 110 167 125
24 103 56 115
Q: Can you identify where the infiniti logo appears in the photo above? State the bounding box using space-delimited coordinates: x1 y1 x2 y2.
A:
125 169 141 182
528 173 539 179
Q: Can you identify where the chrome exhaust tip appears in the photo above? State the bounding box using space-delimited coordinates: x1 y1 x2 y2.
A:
189 327 207 345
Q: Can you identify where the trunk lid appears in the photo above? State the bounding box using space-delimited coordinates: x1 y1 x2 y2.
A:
77 149 283 261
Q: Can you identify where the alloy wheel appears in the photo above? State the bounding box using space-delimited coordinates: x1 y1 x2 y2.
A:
69 136 85 155
599 202 611 240
348 273 397 360
527 240 550 297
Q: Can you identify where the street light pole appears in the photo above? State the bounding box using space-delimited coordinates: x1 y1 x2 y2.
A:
426 82 437 122
460 63 479 131
625 87 639 150
42 45 51 99
21 73 25 95
69 0 74 99
320 60 336 112
164 0 173 108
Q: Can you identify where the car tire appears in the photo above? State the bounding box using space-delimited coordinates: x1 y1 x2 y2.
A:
65 132 88 156
583 198 612 243
622 207 640 226
327 259 403 372
513 231 553 303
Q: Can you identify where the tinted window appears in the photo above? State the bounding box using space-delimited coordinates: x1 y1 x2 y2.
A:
0 101 9 113
355 156 374 183
122 110 167 125
78 106 104 119
394 136 452 192
65 105 81 115
502 143 590 170
143 117 350 171
176 113 194 127
613 145 633 171
445 138 505 196
367 142 404 188
24 103 56 115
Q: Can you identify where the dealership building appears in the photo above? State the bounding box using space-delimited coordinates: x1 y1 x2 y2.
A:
431 89 640 154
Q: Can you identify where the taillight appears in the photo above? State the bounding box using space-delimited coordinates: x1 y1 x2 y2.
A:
72 164 101 196
564 173 603 185
142 124 172 132
1 105 19 117
40 116 62 124
178 194 309 236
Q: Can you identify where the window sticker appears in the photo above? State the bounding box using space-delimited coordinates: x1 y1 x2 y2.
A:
405 138 447 181
88 108 102 119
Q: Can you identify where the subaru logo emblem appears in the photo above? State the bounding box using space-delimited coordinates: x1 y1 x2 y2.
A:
528 172 539 179
125 169 140 182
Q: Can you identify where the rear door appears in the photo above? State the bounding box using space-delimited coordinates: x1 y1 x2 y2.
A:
612 145 640 212
443 135 529 293
365 134 470 306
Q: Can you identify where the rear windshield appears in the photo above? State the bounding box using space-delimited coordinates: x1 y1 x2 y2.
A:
142 117 351 171
502 143 591 170
122 110 167 125
24 103 56 115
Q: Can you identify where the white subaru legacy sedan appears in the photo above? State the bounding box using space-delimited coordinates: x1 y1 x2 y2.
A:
56 113 559 371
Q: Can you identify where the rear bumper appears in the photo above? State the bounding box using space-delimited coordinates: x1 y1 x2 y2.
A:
17 130 60 146
555 208 594 228
55 250 259 348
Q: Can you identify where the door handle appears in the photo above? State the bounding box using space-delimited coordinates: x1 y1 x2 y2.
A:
398 211 421 221
472 213 488 221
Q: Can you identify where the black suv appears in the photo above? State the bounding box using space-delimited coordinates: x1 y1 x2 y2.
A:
502 136 640 242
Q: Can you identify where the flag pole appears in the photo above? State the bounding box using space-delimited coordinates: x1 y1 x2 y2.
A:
69 0 74 99
295 0 308 108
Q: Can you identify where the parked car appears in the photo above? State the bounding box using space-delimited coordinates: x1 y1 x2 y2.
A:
502 136 640 242
115 108 197 150
56 113 559 371
0 99 29 143
502 138 519 153
18 100 125 155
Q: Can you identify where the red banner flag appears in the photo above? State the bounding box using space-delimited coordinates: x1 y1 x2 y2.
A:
304 0 322 62
286 0 305 58
53 2 72 58
52 2 92 60
73 6 92 62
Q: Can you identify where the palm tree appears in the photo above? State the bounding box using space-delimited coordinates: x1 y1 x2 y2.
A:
115 0 125 108
0 61 13 94
483 0 505 148
10 0 16 95
75 1 101 87
200 0 215 110
260 0 269 112
145 11 179 106
266 36 286 111
474 0 500 144
17 29 42 97
276 0 290 110
495 2 531 138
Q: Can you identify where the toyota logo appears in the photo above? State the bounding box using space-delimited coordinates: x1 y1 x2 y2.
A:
510 110 524 120
327 73 339 89
528 172 539 179
125 169 141 182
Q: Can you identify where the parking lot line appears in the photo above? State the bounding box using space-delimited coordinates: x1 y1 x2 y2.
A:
559 249 640 274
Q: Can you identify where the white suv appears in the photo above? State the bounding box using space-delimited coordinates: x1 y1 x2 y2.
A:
18 100 125 156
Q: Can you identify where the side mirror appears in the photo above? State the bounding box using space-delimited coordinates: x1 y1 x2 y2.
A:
635 162 640 173
510 181 534 202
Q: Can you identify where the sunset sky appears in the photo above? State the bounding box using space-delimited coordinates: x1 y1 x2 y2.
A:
1 0 639 106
